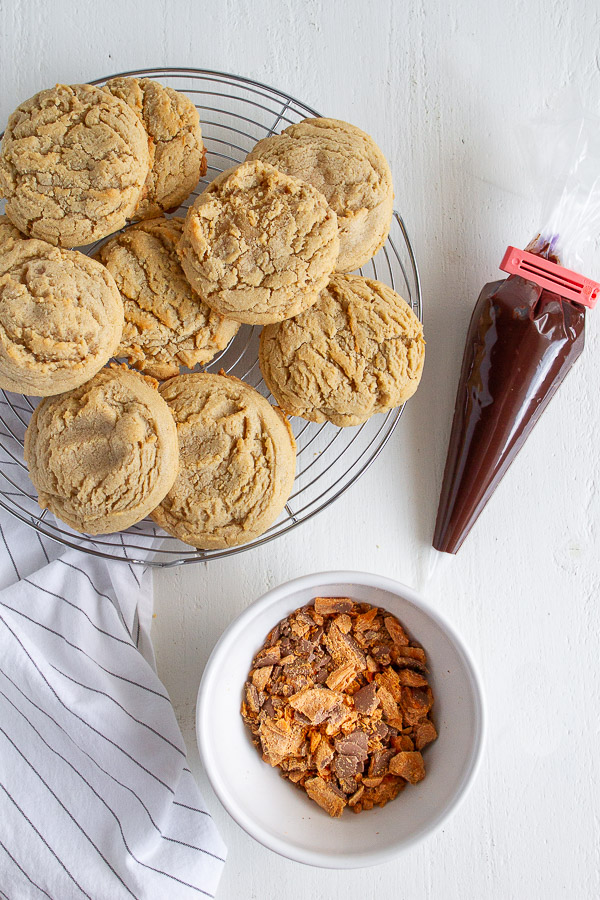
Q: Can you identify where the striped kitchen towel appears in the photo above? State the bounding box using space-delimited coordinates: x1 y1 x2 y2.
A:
0 508 226 900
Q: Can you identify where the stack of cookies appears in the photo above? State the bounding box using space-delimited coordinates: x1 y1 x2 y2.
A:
0 77 425 549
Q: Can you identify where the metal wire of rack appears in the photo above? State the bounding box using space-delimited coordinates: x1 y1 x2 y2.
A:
0 67 422 567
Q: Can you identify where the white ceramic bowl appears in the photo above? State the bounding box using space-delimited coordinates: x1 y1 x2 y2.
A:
196 571 485 868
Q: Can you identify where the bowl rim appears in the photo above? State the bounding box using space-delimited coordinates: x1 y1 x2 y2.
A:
196 570 486 869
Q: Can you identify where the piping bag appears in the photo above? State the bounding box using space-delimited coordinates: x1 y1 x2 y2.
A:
432 102 600 557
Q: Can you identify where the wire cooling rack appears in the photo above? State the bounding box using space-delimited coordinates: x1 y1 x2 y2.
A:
0 67 422 567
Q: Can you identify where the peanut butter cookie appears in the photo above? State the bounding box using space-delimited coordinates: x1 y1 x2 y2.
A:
103 77 206 219
0 229 124 396
0 83 151 247
24 367 179 534
259 274 424 427
151 373 296 548
0 215 22 247
177 160 339 324
97 216 238 380
247 118 393 272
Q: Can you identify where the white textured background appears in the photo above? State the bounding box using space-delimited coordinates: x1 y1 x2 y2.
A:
2 1 599 898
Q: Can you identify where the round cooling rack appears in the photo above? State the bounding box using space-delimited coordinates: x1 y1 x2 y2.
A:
0 67 422 567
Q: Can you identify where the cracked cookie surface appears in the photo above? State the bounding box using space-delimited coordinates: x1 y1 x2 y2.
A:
177 160 339 324
103 77 206 219
0 222 124 395
151 372 296 548
247 118 393 272
97 216 238 380
259 274 425 427
24 367 179 534
0 83 151 247
0 216 23 247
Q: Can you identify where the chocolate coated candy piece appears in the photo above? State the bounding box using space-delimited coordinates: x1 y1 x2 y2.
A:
335 729 368 762
384 616 409 646
251 665 272 691
414 720 438 750
288 687 344 725
397 670 428 687
314 597 354 615
352 682 378 715
389 750 426 783
259 718 305 767
363 777 405 806
377 685 403 728
375 667 402 702
305 776 347 817
262 697 276 717
314 738 334 774
348 785 365 807
326 662 358 691
368 748 395 778
399 686 433 724
245 682 260 713
254 645 281 667
392 653 428 674
373 721 389 740
333 754 361 779
325 624 366 669
354 607 379 631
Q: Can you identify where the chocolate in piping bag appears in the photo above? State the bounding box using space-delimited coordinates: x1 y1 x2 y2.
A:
433 263 586 554
433 101 600 553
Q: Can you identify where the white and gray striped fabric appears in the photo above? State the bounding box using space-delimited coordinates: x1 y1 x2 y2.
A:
0 508 226 900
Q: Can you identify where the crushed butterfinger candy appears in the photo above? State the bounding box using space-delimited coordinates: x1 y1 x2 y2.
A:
241 599 437 817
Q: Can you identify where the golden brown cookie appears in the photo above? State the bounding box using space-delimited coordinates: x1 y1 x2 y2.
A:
151 373 296 548
103 77 206 219
24 367 179 534
0 215 22 247
177 160 339 324
0 83 151 247
96 216 238 380
0 230 124 396
247 118 393 272
259 274 424 427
